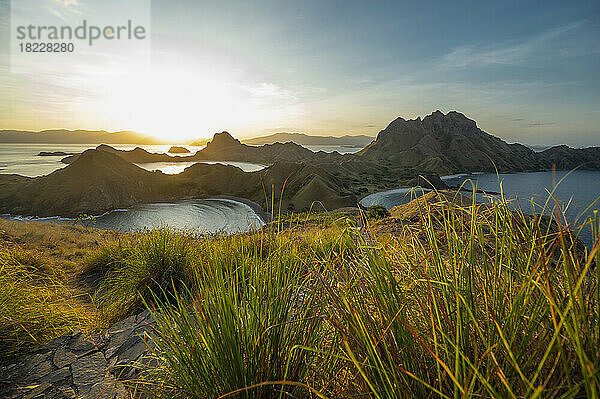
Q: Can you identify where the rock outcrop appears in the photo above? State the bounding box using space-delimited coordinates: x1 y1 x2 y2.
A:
167 146 190 154
193 131 338 163
359 111 545 174
359 110 600 174
37 151 74 157
0 311 156 399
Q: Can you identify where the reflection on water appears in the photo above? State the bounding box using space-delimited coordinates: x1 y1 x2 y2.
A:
135 162 198 174
135 161 267 174
5 199 265 235
86 199 264 234
360 187 430 209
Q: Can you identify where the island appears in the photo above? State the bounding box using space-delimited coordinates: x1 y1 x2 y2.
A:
2 110 600 219
168 146 190 154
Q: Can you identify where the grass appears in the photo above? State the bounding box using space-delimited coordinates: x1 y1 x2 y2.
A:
0 190 598 398
89 228 196 326
143 233 327 398
326 192 600 398
0 247 94 358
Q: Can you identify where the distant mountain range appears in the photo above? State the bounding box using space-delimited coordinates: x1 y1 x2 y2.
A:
0 129 161 144
241 132 374 147
63 112 600 175
2 110 599 217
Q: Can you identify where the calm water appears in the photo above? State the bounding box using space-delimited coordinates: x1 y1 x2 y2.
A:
0 143 269 234
89 199 264 233
135 160 267 174
0 143 270 176
362 170 600 246
5 199 264 234
360 187 431 209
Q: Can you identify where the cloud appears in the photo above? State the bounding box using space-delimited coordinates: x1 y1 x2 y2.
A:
52 0 81 15
244 82 297 102
441 21 585 68
43 6 65 19
511 118 525 122
527 122 555 127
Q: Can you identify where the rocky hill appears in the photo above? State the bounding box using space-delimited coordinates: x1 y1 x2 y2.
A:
0 149 357 217
0 150 172 217
61 133 344 165
538 145 600 170
193 131 343 163
359 111 545 174
175 160 356 212
242 132 374 147
60 116 600 176
61 145 186 164
2 111 598 218
358 110 600 174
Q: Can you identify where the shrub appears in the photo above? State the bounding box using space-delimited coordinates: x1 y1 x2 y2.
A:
141 233 328 398
90 228 197 325
366 205 389 220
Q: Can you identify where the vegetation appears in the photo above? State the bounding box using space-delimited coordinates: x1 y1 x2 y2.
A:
0 191 599 398
0 247 94 357
365 204 390 219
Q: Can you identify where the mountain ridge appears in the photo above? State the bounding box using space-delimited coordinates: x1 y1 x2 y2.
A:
0 129 161 144
241 132 374 147
2 111 599 218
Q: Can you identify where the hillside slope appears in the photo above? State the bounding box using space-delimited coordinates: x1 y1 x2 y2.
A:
359 111 545 174
0 149 357 217
0 150 172 217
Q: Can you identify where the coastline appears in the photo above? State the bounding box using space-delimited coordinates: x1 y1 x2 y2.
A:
1 196 270 232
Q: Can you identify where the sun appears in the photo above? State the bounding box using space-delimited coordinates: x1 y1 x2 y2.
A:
77 62 288 143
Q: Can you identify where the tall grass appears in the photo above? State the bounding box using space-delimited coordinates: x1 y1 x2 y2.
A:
322 191 600 398
0 247 94 358
2 190 597 398
88 228 196 325
141 232 328 398
142 191 599 398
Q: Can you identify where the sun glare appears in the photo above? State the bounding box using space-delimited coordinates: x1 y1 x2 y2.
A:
75 60 300 143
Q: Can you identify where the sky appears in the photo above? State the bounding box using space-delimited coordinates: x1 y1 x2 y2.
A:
0 0 599 145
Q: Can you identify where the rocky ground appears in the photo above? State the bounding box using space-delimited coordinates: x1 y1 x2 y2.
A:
0 311 156 399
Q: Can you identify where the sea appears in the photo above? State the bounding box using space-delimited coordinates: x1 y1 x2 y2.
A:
361 170 600 247
0 143 362 234
2 143 598 242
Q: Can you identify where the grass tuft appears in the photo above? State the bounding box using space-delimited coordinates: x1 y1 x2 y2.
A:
0 247 94 358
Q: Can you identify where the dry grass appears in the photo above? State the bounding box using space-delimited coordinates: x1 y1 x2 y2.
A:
0 218 121 269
